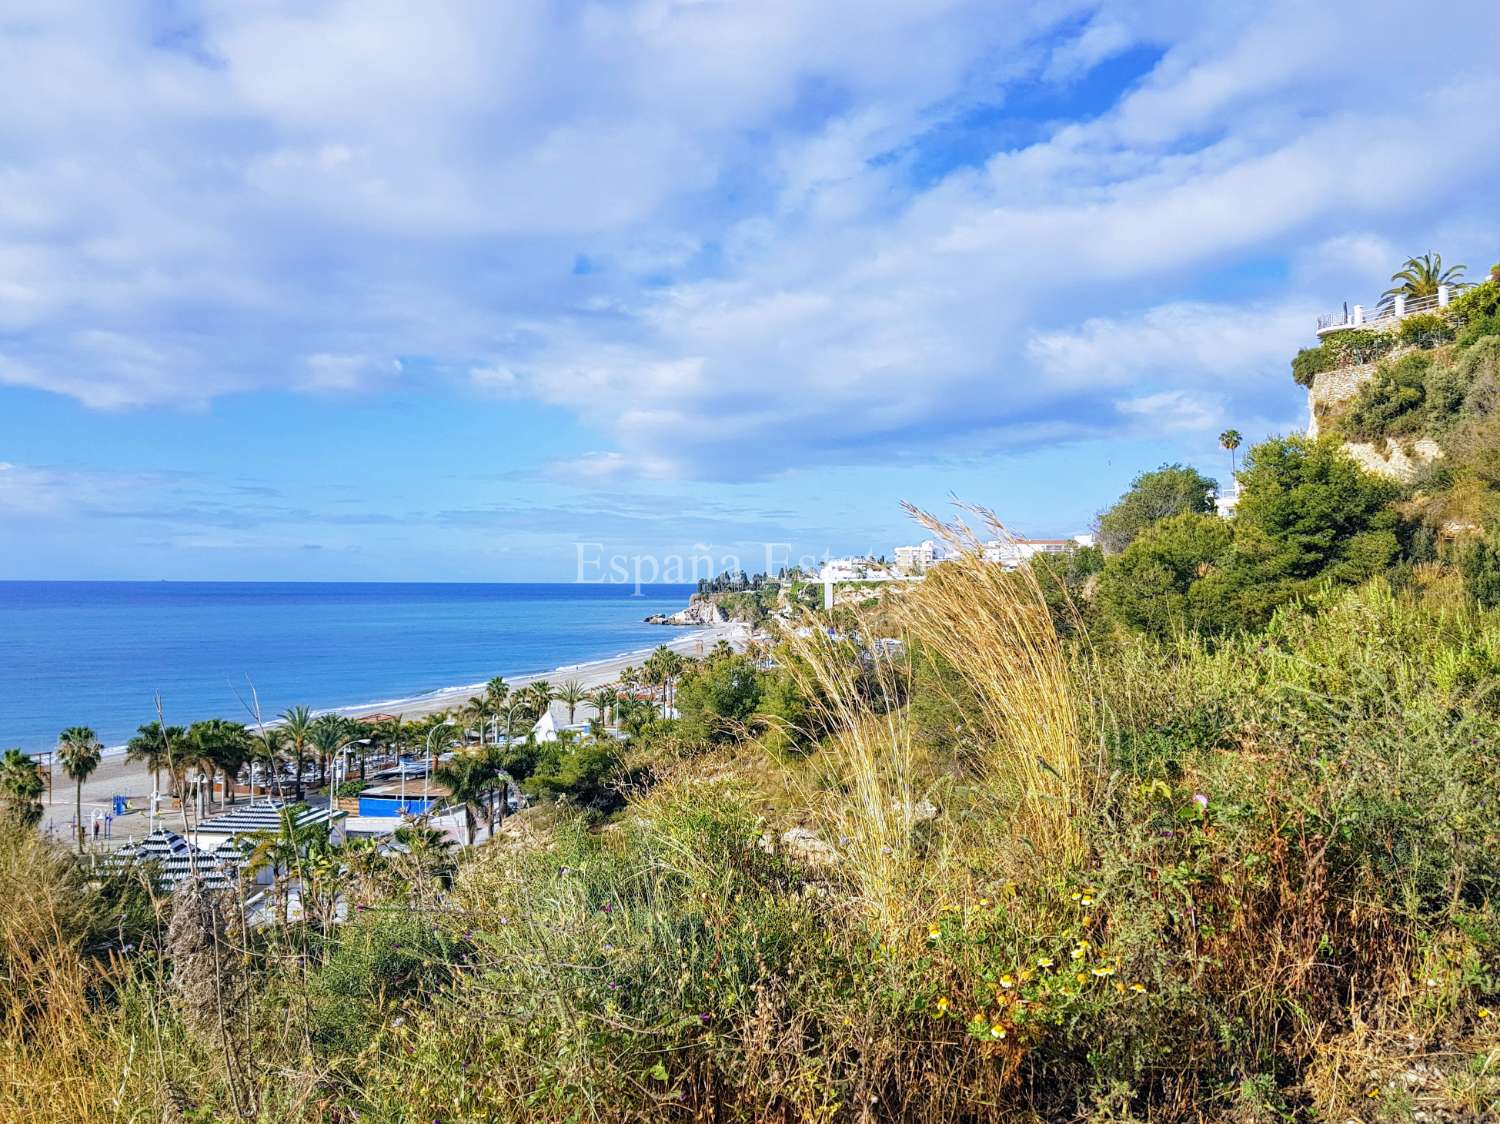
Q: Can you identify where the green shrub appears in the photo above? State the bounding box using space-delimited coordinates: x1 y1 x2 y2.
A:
307 908 472 1053
1095 464 1217 553
1339 350 1433 441
1291 343 1332 387
524 736 622 809
1398 311 1455 347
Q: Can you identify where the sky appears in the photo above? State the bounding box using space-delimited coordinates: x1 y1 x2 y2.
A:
1 0 1498 582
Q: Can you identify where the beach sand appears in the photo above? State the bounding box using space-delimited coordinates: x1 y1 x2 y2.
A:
38 622 741 843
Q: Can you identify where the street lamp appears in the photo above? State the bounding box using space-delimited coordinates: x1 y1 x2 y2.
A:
402 720 452 814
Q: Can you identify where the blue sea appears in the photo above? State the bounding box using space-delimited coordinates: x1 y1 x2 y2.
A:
0 582 696 754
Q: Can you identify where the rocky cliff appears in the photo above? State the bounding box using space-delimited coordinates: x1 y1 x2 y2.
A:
1307 351 1442 483
643 593 731 626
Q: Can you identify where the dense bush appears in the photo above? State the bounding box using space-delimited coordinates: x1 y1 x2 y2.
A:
1094 464 1217 554
1339 349 1434 440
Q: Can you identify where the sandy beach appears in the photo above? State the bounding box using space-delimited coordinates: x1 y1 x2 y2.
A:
37 622 742 842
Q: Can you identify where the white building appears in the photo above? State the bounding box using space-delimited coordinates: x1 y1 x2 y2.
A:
982 534 1094 570
893 539 944 574
818 557 895 582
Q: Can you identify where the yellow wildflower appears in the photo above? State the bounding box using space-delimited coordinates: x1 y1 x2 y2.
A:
1070 945 1088 961
1091 965 1116 978
1069 891 1082 902
1129 982 1147 994
989 1024 1006 1040
1080 895 1094 906
1075 973 1087 984
927 926 941 941
1478 1007 1492 1020
1114 981 1126 994
1036 956 1055 969
999 974 1015 990
935 996 950 1015
978 896 991 907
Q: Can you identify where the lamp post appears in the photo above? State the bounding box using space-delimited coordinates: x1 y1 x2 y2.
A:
402 720 452 814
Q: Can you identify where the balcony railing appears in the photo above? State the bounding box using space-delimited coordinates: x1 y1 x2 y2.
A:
1317 286 1453 335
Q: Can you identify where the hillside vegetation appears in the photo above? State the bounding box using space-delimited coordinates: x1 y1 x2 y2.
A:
5 277 1500 1122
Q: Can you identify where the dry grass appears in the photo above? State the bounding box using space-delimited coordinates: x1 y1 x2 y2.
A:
774 503 1092 938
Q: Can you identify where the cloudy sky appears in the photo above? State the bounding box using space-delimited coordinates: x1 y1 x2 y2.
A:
1 0 1497 580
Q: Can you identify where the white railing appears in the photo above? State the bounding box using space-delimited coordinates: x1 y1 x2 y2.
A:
1316 285 1453 335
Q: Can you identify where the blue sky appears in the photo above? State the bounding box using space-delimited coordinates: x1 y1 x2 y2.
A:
1 1 1498 581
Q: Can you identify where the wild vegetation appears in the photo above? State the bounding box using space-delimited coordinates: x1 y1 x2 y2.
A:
4 265 1500 1122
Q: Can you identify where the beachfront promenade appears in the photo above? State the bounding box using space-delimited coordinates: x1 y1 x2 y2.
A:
37 623 740 844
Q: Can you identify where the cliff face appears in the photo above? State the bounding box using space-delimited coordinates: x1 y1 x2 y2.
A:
1307 353 1442 483
643 593 731 626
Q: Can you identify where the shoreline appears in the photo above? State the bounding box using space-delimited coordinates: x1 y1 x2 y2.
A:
70 622 738 759
34 622 742 836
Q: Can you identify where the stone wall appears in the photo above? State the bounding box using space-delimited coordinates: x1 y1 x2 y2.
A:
1305 358 1443 482
1307 362 1377 438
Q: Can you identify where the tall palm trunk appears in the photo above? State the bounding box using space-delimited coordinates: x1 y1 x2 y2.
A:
75 777 84 851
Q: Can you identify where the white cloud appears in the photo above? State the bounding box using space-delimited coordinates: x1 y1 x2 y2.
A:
1 0 1498 477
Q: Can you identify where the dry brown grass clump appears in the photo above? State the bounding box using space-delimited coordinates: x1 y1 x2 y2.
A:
775 503 1092 937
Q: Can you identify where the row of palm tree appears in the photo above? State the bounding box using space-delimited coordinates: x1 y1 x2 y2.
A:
13 647 705 846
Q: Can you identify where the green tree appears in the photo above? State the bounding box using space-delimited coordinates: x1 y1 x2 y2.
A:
248 803 332 927
1097 512 1237 639
1383 251 1465 303
557 680 587 725
0 748 45 829
1219 429 1242 478
675 653 762 744
56 726 103 851
525 736 621 810
279 705 315 800
588 687 616 728
309 714 354 789
1232 436 1402 603
126 721 183 797
185 719 251 809
432 750 505 845
1095 464 1218 553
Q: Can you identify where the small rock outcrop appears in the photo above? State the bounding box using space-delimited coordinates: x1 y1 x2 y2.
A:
644 593 731 626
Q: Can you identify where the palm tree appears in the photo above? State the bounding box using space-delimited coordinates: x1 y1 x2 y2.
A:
646 646 685 714
309 714 353 790
56 727 103 851
251 728 287 800
0 747 46 828
588 687 616 728
126 721 183 797
1219 429 1242 479
248 803 331 927
279 706 315 800
485 676 509 706
1382 252 1466 304
523 681 556 725
186 719 251 810
433 751 501 846
619 665 641 696
464 694 495 746
557 680 587 725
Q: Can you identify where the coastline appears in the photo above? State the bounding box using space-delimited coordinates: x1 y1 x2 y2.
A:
36 622 742 836
76 621 739 757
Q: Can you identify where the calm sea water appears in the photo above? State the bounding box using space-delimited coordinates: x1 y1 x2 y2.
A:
0 582 696 754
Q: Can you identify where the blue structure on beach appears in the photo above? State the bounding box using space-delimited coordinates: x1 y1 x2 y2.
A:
357 793 439 817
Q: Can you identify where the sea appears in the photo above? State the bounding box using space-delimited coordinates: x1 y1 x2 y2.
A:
0 582 697 755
